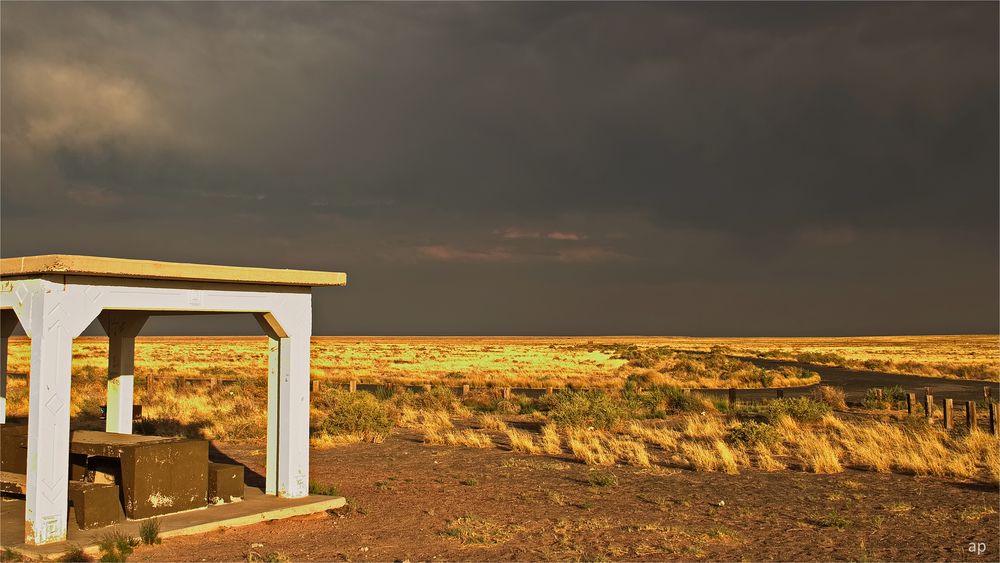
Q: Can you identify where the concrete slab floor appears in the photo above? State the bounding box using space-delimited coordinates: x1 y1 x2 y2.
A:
1 487 345 560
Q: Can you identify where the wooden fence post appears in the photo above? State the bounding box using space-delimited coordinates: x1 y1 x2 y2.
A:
990 403 999 435
546 386 554 395
423 384 432 392
906 393 916 416
502 387 512 399
776 389 784 399
349 380 357 393
966 401 977 432
728 388 737 405
462 384 470 396
942 398 953 430
985 386 993 402
924 392 934 420
310 380 320 393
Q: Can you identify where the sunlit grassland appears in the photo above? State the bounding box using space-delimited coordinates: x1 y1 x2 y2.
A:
6 335 995 391
2 334 997 486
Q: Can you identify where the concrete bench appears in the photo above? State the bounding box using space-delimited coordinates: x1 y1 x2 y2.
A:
68 480 124 530
207 462 245 503
71 430 208 519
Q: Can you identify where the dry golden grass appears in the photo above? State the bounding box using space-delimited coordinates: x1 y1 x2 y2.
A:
677 440 739 474
625 422 680 450
540 424 563 455
6 334 993 423
682 415 727 440
4 335 996 485
443 430 494 448
566 429 616 466
478 414 510 432
795 433 843 474
753 444 786 471
606 437 652 467
505 429 542 454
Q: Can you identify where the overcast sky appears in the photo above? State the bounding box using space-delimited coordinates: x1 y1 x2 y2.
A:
2 2 997 336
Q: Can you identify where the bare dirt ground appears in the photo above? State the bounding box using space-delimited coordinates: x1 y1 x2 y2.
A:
129 431 1000 562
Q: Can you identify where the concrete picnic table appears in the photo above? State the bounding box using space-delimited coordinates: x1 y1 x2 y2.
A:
0 254 345 544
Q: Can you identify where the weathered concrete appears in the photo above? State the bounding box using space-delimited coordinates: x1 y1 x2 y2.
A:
0 487 345 560
207 462 245 503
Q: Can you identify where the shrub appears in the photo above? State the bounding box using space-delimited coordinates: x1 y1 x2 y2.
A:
861 387 906 410
317 390 394 441
138 518 161 545
587 471 618 487
404 386 462 413
549 390 629 430
728 420 779 448
763 397 831 424
98 530 139 562
632 384 704 417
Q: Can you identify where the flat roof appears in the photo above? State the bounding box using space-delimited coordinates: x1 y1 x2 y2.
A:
0 255 346 287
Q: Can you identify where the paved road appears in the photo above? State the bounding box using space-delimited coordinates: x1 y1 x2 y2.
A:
353 358 998 404
713 356 999 403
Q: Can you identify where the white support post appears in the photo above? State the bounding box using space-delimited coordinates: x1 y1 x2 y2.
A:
277 329 311 497
16 280 99 545
255 298 312 499
1 309 19 423
98 312 148 434
264 331 281 495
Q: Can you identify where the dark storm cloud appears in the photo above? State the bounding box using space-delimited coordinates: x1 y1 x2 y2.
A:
1 2 997 335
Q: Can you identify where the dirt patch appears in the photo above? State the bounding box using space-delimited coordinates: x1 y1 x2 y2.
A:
130 431 999 562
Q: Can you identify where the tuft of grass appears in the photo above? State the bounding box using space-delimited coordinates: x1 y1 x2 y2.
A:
308 481 340 496
567 430 616 466
540 424 563 455
815 510 852 530
587 471 619 487
505 428 542 454
459 478 479 486
139 518 161 545
682 415 726 440
98 530 139 562
677 440 738 474
442 516 519 545
753 444 786 471
478 414 510 432
443 429 493 448
606 437 652 467
625 422 679 450
797 432 843 474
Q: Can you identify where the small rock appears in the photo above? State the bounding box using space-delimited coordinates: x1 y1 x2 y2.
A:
716 500 725 507
251 543 264 548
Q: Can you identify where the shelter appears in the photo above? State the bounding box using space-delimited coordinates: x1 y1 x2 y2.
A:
0 255 346 545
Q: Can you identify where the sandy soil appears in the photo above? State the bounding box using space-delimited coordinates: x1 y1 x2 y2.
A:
129 431 1000 562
